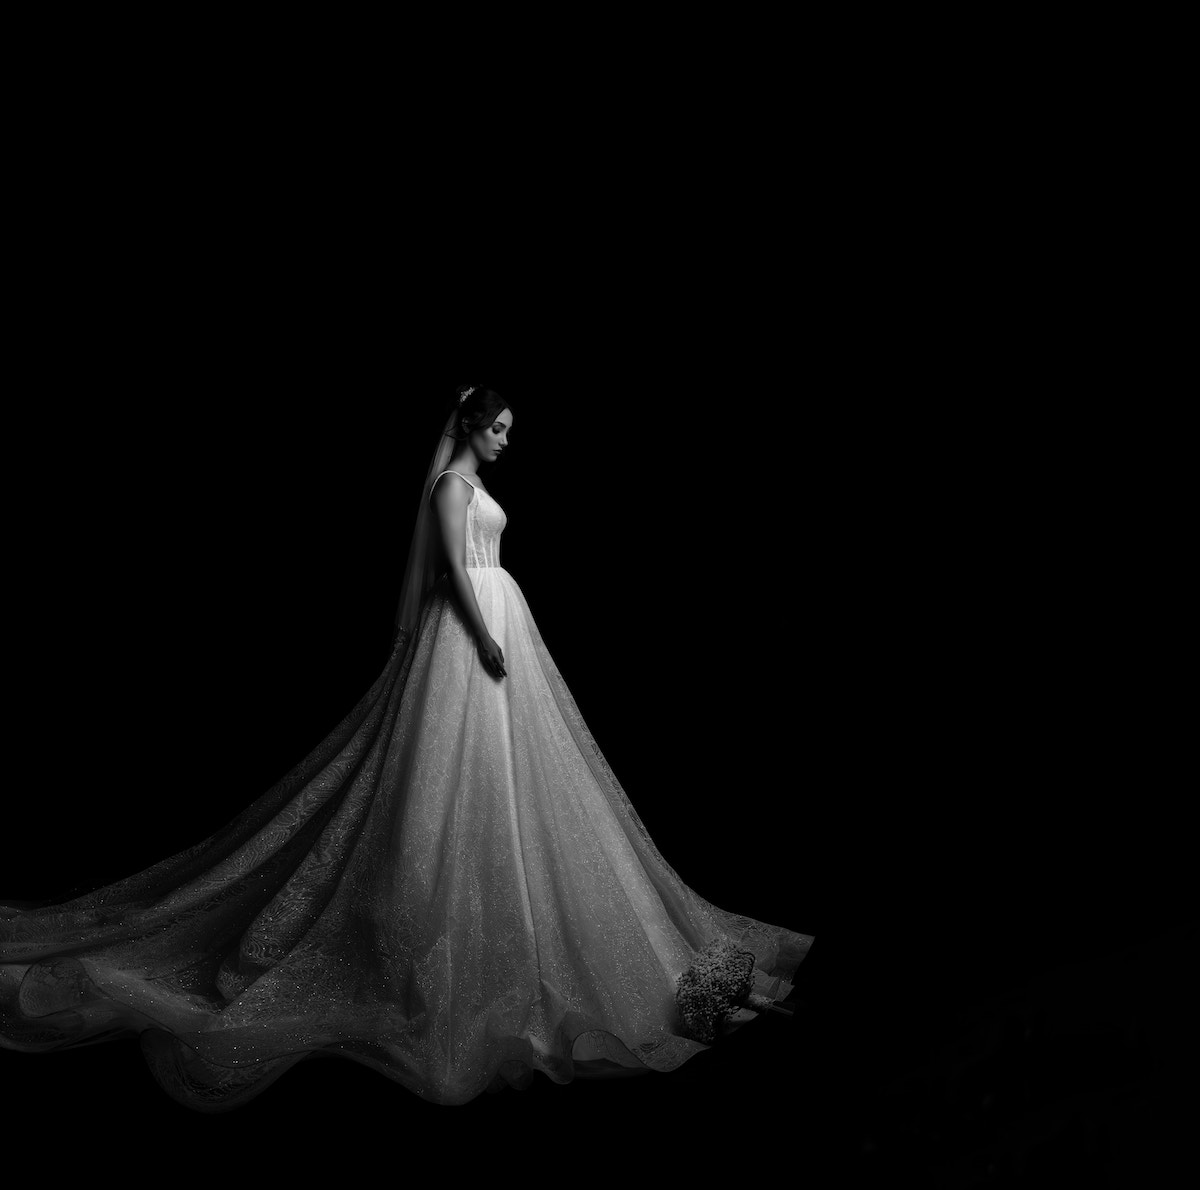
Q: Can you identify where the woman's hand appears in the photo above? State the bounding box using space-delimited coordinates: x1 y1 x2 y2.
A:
477 633 507 679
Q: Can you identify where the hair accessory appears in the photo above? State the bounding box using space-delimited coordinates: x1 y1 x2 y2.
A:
458 387 475 404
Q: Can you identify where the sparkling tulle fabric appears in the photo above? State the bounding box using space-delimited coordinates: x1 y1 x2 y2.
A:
0 474 812 1109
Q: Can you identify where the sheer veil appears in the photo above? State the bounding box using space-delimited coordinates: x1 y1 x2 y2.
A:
391 404 461 649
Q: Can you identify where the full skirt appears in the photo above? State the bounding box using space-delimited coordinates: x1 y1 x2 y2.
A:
0 567 812 1108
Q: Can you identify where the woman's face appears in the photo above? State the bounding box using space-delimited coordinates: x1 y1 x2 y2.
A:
469 406 513 462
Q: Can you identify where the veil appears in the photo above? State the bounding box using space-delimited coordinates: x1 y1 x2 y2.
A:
391 404 461 649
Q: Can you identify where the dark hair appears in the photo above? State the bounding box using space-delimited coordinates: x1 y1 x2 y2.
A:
447 385 512 441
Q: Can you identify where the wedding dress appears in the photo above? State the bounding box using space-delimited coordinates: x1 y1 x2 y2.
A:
0 465 813 1109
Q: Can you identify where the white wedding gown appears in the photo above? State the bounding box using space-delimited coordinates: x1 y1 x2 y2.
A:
0 469 812 1108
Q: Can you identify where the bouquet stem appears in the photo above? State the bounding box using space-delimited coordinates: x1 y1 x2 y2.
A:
747 991 796 1017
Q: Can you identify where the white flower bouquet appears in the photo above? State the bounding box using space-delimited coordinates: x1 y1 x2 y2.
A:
675 936 793 1044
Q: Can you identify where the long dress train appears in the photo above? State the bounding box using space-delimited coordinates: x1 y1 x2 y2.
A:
0 470 812 1108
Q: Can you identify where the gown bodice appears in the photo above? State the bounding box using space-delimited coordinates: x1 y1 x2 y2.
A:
430 469 507 569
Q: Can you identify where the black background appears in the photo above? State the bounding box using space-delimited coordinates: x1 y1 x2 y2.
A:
5 347 1190 1178
1 83 1191 1181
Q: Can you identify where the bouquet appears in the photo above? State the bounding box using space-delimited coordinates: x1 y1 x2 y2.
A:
675 936 793 1044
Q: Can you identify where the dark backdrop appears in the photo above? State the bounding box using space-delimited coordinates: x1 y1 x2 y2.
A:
3 288 1189 1175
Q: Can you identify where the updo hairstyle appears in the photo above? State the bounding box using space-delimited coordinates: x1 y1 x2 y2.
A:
448 385 511 441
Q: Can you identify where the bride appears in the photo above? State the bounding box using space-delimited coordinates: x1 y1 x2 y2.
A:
0 384 813 1109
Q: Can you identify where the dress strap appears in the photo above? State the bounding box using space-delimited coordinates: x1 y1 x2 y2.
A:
430 469 478 505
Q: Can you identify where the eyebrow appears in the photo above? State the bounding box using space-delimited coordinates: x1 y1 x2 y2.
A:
492 419 509 428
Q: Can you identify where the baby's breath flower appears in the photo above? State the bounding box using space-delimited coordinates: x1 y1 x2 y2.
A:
674 936 758 1043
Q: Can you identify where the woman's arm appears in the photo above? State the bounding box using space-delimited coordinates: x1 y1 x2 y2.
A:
431 475 506 677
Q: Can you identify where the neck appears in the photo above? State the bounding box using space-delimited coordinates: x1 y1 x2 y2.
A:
448 447 483 475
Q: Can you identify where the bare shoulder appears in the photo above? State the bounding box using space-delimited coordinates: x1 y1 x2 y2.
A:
430 471 474 510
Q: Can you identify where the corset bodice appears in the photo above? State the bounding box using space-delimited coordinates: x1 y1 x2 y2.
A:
431 470 507 568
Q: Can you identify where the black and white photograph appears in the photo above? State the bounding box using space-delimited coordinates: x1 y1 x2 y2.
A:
1 52 1191 1184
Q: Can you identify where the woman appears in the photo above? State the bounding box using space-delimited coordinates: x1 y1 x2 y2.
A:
0 385 813 1109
